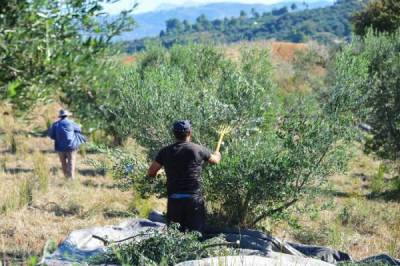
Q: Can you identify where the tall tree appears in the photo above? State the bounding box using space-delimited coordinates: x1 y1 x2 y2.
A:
330 30 400 160
0 0 135 109
166 18 183 33
352 0 400 36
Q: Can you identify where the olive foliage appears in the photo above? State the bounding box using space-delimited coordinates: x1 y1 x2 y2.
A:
94 225 235 265
0 0 134 109
352 0 400 36
330 30 400 160
102 45 275 155
103 45 353 227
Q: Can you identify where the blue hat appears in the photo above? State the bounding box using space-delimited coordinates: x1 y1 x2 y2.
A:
173 120 191 132
58 109 71 117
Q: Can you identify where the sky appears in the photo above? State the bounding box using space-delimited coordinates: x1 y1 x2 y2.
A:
103 0 325 14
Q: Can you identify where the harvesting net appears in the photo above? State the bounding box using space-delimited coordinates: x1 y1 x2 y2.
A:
42 211 400 266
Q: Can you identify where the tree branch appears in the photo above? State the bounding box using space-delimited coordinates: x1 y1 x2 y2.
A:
92 232 150 246
250 198 298 227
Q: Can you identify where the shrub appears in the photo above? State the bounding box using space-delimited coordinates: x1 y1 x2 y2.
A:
352 0 400 36
101 44 354 227
87 144 148 190
331 30 400 160
205 95 352 226
101 45 275 154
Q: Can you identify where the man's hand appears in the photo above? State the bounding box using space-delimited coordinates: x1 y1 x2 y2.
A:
208 151 221 164
148 161 162 177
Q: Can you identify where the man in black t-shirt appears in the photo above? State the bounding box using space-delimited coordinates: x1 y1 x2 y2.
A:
147 120 221 233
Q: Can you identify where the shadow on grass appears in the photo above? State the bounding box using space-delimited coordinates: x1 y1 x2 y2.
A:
27 130 48 138
38 202 83 217
103 209 137 219
4 168 33 174
0 129 48 138
81 179 118 189
0 251 37 265
0 149 13 154
317 188 354 198
78 168 106 177
367 189 400 202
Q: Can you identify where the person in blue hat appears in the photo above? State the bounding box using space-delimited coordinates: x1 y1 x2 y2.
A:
48 109 86 179
148 120 221 233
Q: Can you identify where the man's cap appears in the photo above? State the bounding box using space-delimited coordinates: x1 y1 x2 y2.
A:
58 109 71 117
173 120 192 132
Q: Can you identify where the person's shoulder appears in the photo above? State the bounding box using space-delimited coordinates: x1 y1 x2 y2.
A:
159 143 173 153
63 119 78 126
51 120 61 127
155 144 172 161
187 142 208 151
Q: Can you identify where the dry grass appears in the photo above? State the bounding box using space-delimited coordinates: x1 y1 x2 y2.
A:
272 147 400 259
220 40 328 93
0 104 166 262
221 40 309 62
122 55 137 65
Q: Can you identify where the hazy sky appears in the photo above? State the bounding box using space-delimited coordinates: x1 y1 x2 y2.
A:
103 0 327 14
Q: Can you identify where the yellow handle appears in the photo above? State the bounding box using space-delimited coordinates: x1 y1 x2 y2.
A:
215 125 232 152
215 132 226 152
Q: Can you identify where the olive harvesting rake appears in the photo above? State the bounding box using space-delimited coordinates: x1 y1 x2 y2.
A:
215 125 233 152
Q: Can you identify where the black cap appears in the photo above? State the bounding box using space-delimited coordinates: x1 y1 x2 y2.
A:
173 120 191 132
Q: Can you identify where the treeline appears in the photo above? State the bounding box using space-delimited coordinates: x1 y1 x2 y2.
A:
125 0 367 52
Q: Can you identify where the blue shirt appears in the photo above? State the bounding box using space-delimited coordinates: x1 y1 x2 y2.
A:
48 118 84 152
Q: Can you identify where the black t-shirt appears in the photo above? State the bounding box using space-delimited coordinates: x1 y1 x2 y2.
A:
155 142 212 196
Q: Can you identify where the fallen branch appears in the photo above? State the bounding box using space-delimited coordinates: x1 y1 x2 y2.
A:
92 232 151 246
250 198 298 227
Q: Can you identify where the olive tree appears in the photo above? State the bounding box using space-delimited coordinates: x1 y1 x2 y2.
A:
0 0 134 110
204 95 352 226
330 30 400 160
352 0 400 36
101 45 275 150
103 44 353 227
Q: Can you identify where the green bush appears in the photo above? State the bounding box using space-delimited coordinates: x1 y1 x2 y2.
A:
87 144 148 190
352 0 400 36
0 0 134 110
101 45 275 155
331 30 400 160
206 95 351 226
100 44 353 227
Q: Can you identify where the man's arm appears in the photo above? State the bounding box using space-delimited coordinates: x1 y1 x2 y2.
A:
147 161 163 177
208 151 221 164
73 122 82 133
48 124 55 140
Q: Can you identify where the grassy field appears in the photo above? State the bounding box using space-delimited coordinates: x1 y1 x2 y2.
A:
0 103 165 263
0 42 399 263
272 147 400 259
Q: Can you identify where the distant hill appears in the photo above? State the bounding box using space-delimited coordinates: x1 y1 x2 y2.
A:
124 0 367 52
119 1 334 40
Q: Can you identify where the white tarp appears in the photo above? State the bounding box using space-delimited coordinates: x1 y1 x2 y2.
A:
176 254 334 266
42 212 400 266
